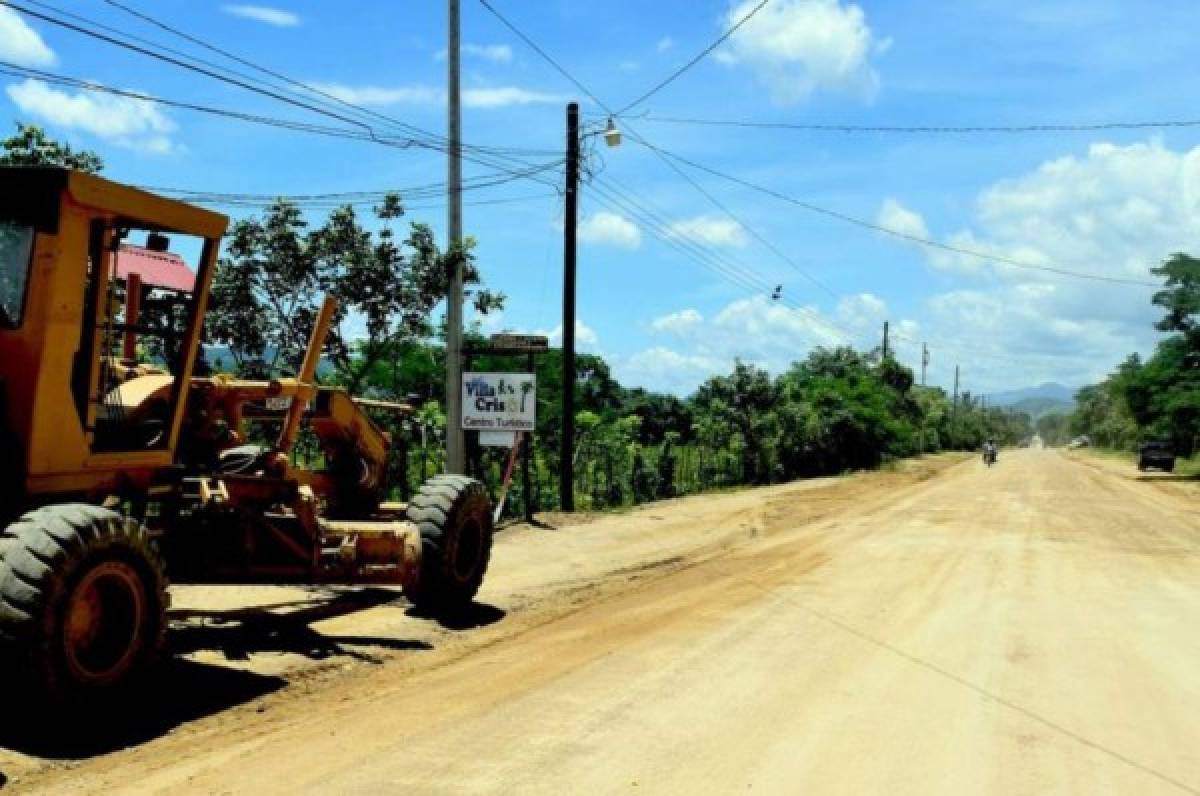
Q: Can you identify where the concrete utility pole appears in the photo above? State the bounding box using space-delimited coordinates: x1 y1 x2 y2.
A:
921 342 929 386
444 0 465 474
560 102 580 511
881 320 890 359
952 365 960 413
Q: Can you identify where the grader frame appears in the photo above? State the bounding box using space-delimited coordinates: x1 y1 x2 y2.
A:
0 167 493 702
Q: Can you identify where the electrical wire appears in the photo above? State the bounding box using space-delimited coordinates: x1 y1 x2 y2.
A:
3 1 562 176
622 113 1200 134
92 0 559 159
614 0 769 116
146 162 564 205
641 142 1160 288
478 0 1125 367
477 0 842 301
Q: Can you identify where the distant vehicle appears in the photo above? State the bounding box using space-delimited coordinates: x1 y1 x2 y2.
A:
1067 435 1091 449
1137 441 1176 472
983 440 998 467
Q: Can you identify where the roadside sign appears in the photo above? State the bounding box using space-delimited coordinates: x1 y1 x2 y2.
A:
488 333 548 352
462 372 536 431
479 430 518 447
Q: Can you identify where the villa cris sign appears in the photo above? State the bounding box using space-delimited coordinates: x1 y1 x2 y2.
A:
462 373 536 431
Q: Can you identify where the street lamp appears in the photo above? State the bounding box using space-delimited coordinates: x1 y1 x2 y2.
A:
560 104 620 511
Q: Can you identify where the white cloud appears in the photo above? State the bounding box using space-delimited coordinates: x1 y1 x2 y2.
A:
619 294 901 394
0 6 55 67
578 211 641 249
886 138 1200 392
462 86 564 108
666 215 748 247
619 61 640 72
542 320 599 350
657 36 674 53
719 0 882 104
306 82 442 106
876 198 929 240
650 308 704 335
616 347 724 394
436 43 513 63
915 140 1200 288
308 83 561 109
222 4 300 27
5 78 177 154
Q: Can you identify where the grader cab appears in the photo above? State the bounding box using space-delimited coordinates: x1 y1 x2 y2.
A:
0 168 493 702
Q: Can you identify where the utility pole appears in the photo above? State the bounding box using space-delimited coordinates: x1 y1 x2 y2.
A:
952 365 960 414
881 320 890 359
444 0 465 474
921 342 929 386
560 102 580 511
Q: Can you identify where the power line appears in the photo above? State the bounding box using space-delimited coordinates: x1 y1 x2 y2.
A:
4 1 561 175
3 1 397 137
641 143 1160 288
478 0 1127 368
614 0 769 117
0 62 406 144
92 0 558 159
588 177 859 346
143 162 563 204
623 113 1200 134
477 0 841 301
477 0 610 111
187 192 558 212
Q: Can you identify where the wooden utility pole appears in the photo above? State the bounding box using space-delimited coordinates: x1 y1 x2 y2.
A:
882 320 890 359
560 102 580 511
444 0 465 474
921 342 929 386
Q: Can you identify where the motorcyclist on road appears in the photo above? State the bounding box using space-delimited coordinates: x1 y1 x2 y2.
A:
983 438 998 465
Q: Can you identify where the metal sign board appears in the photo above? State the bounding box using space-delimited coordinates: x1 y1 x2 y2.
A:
488 333 549 352
479 430 518 448
462 372 536 431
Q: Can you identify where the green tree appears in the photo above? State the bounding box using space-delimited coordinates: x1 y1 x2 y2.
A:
206 196 503 391
0 123 104 173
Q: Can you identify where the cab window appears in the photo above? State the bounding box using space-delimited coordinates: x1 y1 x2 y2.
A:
0 221 34 329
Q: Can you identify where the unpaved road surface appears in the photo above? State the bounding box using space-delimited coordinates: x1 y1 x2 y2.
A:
3 449 1200 794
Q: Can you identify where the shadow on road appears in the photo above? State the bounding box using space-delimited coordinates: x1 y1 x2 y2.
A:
0 587 498 760
0 658 287 759
1135 473 1200 482
406 601 507 631
170 587 432 664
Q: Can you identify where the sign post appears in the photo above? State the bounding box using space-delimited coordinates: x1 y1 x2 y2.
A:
462 372 537 433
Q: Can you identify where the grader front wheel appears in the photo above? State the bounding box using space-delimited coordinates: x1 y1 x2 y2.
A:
403 476 493 611
0 504 168 701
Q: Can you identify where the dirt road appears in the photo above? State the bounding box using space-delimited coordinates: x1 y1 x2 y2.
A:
4 449 1200 794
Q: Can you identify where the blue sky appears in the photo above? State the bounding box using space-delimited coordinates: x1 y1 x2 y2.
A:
4 0 1200 397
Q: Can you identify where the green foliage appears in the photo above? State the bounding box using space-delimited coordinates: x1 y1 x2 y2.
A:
0 123 103 173
1035 412 1071 446
352 334 1030 517
1071 253 1200 455
205 197 503 391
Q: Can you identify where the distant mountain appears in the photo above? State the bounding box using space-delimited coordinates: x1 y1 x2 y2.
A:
986 382 1076 407
1007 396 1074 420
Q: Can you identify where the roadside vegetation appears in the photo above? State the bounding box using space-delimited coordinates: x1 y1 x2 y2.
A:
2 124 1034 517
1068 253 1200 458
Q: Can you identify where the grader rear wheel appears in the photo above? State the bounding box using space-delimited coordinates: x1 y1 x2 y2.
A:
0 504 168 701
403 475 493 611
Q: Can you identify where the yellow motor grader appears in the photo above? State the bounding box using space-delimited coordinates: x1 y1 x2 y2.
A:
0 167 493 701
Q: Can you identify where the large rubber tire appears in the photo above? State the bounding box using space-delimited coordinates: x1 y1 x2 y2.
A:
0 504 168 702
403 475 493 611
